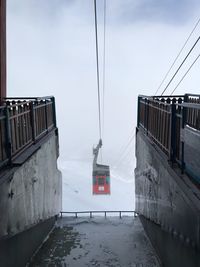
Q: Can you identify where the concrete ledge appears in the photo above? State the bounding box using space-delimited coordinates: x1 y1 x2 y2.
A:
140 215 200 267
0 216 56 267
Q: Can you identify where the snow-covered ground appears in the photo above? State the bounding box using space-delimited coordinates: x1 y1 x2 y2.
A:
59 159 135 212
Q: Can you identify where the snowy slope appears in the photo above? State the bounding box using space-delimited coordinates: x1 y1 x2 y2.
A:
59 159 135 212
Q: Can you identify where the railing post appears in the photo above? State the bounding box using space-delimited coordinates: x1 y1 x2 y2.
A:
30 102 36 143
119 211 122 219
52 97 57 128
146 99 149 134
45 99 48 133
144 98 149 134
137 96 141 128
181 95 188 173
5 106 12 165
90 212 92 218
170 101 176 164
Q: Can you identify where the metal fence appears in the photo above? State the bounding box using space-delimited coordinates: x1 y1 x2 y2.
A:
139 97 172 156
0 96 56 169
138 94 200 182
60 211 138 219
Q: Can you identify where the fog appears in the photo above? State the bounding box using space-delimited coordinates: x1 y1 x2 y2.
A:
7 0 200 174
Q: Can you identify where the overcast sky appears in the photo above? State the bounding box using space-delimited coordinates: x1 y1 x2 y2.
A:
7 0 200 172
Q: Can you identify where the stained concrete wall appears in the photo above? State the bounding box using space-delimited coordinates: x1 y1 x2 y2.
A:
183 125 200 182
0 133 62 238
135 130 200 256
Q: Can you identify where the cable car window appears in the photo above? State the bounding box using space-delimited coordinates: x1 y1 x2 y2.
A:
93 177 97 185
98 177 105 185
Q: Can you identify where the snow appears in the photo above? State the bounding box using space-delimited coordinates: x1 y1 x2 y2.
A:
59 159 135 212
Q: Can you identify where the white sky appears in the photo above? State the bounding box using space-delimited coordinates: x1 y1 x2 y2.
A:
7 0 200 173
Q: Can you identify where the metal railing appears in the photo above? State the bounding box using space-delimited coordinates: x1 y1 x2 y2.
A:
60 211 138 219
139 97 172 156
0 96 57 169
138 94 200 183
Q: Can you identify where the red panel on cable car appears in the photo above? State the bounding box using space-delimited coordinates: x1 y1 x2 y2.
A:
92 139 110 195
93 173 110 194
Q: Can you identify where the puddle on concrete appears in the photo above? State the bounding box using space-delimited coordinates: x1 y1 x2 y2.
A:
29 217 161 267
29 226 80 266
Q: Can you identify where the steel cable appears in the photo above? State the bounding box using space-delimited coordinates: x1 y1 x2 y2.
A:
94 0 102 139
170 53 200 95
155 17 200 95
102 0 106 141
161 36 200 96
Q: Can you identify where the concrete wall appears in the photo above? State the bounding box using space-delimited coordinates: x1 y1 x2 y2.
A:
0 133 62 238
135 130 200 261
183 125 200 183
140 215 200 267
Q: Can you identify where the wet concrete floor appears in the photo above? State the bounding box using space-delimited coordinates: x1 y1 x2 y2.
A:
29 216 161 267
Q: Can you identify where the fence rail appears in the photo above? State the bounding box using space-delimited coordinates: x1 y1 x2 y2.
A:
0 96 57 169
60 211 138 219
138 94 200 183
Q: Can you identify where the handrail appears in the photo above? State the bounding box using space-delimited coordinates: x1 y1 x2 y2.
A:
179 102 200 109
0 96 57 170
3 96 54 100
60 210 138 219
137 93 200 183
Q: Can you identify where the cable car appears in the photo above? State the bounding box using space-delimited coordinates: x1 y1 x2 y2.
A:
92 139 110 194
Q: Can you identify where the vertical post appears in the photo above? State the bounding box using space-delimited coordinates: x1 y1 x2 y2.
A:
144 98 149 134
170 100 176 164
30 102 36 142
75 212 77 218
119 211 122 219
44 99 48 132
137 96 141 128
105 211 106 218
0 0 7 102
146 99 149 134
181 94 188 173
90 212 92 218
52 96 57 128
5 106 12 164
182 94 188 128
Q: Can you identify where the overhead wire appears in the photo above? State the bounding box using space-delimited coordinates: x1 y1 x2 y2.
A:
112 131 135 169
102 0 106 140
114 127 135 160
160 36 200 96
112 138 135 171
94 0 102 140
154 17 200 96
100 0 107 162
170 53 200 95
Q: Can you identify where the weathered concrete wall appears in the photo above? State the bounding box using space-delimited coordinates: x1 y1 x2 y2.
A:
135 131 200 255
0 133 62 238
183 125 200 182
140 215 200 267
